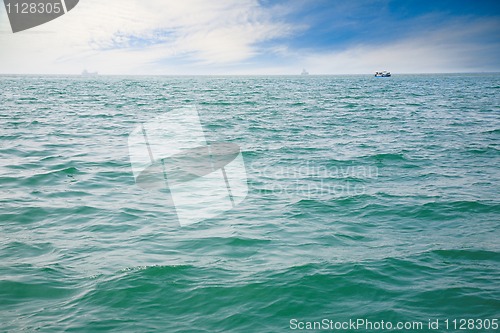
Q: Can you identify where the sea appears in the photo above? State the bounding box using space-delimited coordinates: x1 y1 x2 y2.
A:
0 74 499 332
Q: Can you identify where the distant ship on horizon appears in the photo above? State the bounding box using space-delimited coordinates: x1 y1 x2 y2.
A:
375 71 391 77
82 69 98 76
301 68 309 75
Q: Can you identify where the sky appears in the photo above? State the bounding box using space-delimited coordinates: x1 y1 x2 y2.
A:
0 0 499 74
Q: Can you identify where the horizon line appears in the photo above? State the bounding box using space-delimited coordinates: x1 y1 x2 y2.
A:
1 71 500 76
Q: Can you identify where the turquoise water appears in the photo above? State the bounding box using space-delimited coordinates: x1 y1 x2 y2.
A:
0 74 499 332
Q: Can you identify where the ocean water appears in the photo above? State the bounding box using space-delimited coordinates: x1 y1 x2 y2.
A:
0 74 499 332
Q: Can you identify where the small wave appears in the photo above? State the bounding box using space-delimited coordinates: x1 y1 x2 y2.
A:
360 200 499 220
0 280 76 304
17 97 38 101
330 194 376 206
366 152 407 161
464 145 499 154
290 198 334 209
226 237 271 247
20 166 82 186
430 249 500 261
482 128 500 135
56 166 80 174
1 241 56 259
199 101 233 106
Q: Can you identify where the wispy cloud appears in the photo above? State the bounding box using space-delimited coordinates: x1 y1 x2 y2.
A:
0 0 294 73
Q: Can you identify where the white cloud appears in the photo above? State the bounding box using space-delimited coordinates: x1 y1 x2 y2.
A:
0 0 293 74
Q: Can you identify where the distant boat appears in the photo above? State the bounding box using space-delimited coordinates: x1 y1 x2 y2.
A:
375 71 391 77
301 69 309 75
82 69 98 76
